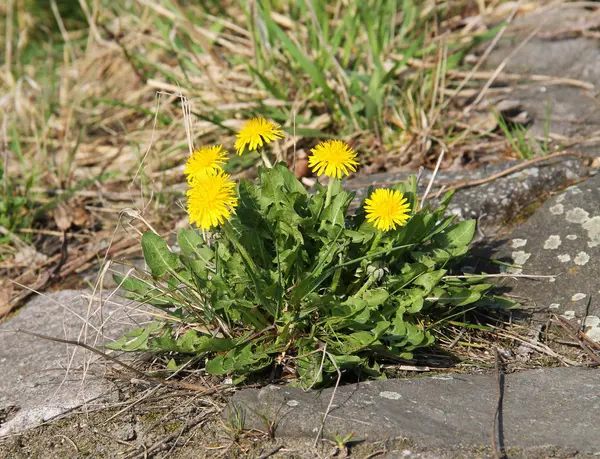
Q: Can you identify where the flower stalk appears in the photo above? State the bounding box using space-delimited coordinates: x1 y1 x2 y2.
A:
259 149 273 168
324 177 336 208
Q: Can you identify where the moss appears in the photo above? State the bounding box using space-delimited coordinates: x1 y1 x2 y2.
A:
502 196 545 229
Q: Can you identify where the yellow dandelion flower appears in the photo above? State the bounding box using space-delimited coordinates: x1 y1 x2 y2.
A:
234 117 284 155
364 188 411 232
184 145 229 184
308 140 359 179
187 170 238 231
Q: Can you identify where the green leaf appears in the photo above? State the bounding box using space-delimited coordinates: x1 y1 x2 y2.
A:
151 330 235 354
180 254 209 282
433 220 476 249
396 289 425 314
112 274 152 296
107 322 163 351
441 287 483 306
476 296 519 309
392 174 418 215
142 232 180 277
413 269 447 294
205 355 229 375
177 228 214 264
362 288 389 307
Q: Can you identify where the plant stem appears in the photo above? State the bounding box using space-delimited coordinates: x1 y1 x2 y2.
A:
354 274 375 298
324 177 336 208
259 149 273 168
369 232 382 252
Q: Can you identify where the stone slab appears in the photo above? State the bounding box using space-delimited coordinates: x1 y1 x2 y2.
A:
347 158 591 228
227 367 600 455
493 172 600 341
481 6 600 138
0 290 148 437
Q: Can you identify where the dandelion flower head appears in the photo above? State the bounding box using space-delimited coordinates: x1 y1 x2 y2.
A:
364 188 411 232
184 145 228 184
308 140 358 179
234 117 284 155
187 170 238 231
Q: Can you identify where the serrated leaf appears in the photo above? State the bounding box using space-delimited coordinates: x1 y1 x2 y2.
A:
205 355 229 375
142 232 180 277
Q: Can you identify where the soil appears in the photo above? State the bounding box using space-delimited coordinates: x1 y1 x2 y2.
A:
0 387 419 458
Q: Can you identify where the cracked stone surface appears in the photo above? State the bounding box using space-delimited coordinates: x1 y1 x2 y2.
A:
347 158 591 229
227 367 600 456
493 173 600 342
0 290 148 437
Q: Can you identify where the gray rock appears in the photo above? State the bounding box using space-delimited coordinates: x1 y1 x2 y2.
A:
346 158 591 229
226 367 599 455
481 6 600 138
0 290 148 437
492 172 600 342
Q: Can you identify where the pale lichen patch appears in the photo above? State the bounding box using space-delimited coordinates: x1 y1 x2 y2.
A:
571 293 587 302
556 194 566 203
566 207 590 224
583 316 600 343
549 303 560 309
549 204 564 215
566 234 578 240
379 391 402 400
543 235 561 250
562 310 576 320
557 254 571 263
574 252 590 266
286 400 299 407
511 238 528 248
582 216 600 248
512 251 531 265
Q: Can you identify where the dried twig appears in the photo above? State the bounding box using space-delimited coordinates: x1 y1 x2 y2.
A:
495 330 579 366
124 414 208 459
443 273 559 279
256 445 283 459
313 350 342 448
552 315 600 364
433 151 591 194
419 149 445 210
346 151 590 192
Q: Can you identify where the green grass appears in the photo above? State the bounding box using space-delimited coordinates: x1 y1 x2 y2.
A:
494 100 552 160
114 0 498 153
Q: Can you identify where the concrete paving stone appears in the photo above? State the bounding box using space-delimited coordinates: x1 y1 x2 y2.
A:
0 290 149 437
227 367 600 456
